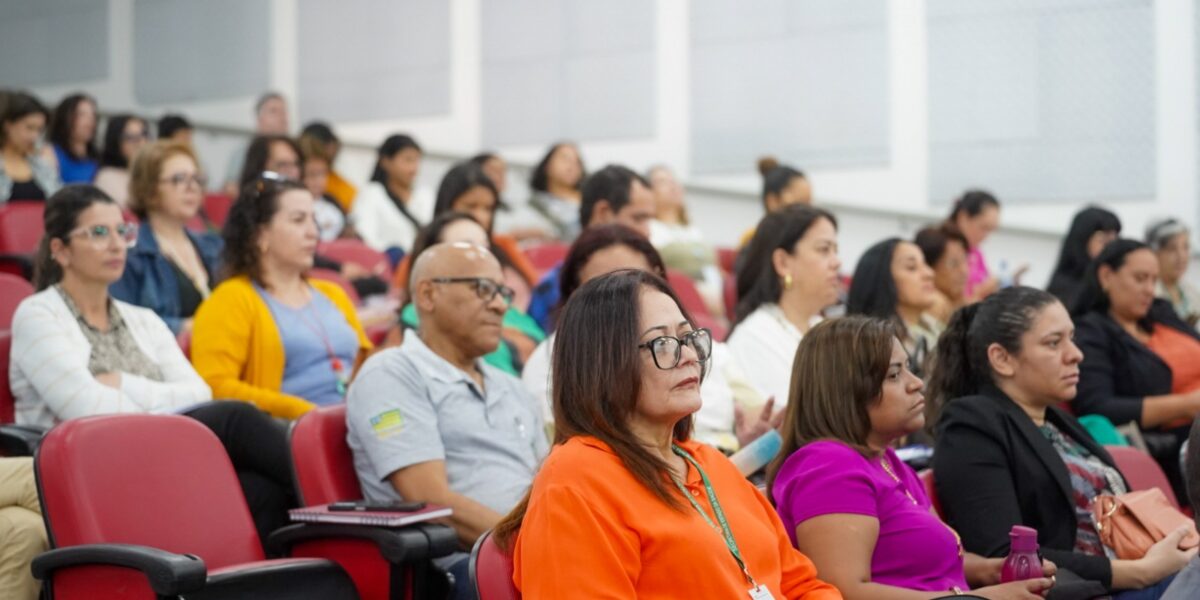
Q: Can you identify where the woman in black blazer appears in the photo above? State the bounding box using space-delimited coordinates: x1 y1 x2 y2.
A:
1071 239 1200 490
929 287 1193 597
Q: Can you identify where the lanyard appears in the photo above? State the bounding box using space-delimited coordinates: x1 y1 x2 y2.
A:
670 444 758 587
294 295 349 396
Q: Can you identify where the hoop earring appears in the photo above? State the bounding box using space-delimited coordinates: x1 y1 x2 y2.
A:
783 274 793 290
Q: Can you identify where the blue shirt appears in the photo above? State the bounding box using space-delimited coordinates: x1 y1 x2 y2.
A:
53 145 98 184
527 265 561 333
110 225 222 334
257 284 359 406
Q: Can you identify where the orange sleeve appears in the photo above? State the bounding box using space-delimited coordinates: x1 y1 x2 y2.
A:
494 234 539 286
514 483 640 598
392 255 413 291
191 283 315 419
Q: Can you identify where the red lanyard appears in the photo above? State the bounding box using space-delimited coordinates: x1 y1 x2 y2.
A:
294 294 349 395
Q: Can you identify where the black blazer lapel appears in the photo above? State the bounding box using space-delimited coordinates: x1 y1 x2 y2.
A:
987 389 1076 510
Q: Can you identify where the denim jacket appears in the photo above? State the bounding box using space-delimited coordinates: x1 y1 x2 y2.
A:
110 225 222 333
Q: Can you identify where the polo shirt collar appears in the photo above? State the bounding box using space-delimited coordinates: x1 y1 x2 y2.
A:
402 332 491 393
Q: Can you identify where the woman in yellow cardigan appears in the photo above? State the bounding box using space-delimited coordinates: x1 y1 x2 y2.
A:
192 174 371 419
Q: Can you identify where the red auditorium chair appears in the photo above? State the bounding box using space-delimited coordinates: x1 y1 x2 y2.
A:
1105 445 1182 509
0 330 43 456
666 269 727 341
0 201 45 255
0 272 34 329
283 404 458 600
203 194 235 228
723 274 738 323
523 242 568 274
32 414 361 599
319 239 392 279
470 530 519 600
918 469 944 519
716 246 737 274
0 201 45 277
308 268 362 306
0 331 11 424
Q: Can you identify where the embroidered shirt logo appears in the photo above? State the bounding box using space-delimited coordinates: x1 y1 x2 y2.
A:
370 409 404 438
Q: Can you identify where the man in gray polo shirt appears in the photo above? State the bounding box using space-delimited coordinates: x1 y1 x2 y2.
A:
346 242 547 599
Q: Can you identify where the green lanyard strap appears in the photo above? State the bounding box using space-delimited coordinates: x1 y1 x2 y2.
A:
670 444 757 586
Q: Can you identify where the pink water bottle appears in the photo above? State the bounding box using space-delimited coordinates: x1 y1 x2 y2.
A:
1000 525 1041 583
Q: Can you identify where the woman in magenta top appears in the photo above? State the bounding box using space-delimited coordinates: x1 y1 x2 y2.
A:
768 316 1054 599
948 190 1002 300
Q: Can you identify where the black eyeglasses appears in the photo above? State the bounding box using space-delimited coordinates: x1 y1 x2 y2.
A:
430 277 515 305
638 328 712 370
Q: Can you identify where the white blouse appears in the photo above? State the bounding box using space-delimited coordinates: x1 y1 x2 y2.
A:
10 288 212 428
350 181 435 253
725 303 820 405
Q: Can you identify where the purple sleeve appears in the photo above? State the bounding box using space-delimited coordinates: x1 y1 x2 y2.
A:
774 441 879 529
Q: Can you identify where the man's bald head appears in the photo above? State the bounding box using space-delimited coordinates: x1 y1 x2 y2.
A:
410 242 508 360
409 241 501 292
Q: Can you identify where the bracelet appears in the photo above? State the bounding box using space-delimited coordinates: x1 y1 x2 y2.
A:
950 586 964 596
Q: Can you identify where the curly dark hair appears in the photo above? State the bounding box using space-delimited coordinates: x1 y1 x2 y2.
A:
220 175 308 284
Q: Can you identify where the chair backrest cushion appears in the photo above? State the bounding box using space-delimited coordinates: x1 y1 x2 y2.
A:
0 202 45 255
471 531 519 600
0 332 12 424
290 404 362 506
36 414 265 569
0 272 34 329
1106 445 1181 508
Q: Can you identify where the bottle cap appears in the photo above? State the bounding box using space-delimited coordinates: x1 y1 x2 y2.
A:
1009 525 1039 552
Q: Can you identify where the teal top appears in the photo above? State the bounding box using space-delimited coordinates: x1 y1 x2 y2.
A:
400 303 545 375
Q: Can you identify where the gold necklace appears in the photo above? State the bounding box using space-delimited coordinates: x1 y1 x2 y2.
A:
880 456 963 557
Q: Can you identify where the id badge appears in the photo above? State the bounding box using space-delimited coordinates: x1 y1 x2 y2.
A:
748 585 775 600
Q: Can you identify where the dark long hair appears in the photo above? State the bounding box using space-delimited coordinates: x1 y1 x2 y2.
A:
558 224 667 307
732 204 838 331
0 91 49 148
157 114 191 139
946 189 999 224
33 185 118 290
426 163 532 285
914 224 967 269
433 161 499 221
403 211 524 291
47 93 98 160
767 316 901 494
1047 206 1121 295
1070 238 1152 323
757 156 806 211
529 142 584 193
926 286 1059 427
846 238 904 324
220 176 308 284
238 135 302 189
99 114 147 168
369 134 421 183
492 269 697 549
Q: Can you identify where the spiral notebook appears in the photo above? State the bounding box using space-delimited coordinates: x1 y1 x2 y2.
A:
289 503 452 527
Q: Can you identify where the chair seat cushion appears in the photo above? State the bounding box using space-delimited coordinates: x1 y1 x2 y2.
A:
193 558 358 600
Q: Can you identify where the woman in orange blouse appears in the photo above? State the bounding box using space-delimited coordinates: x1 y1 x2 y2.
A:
493 269 840 599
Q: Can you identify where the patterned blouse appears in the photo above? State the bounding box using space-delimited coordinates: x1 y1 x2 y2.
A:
1039 421 1127 559
57 286 163 382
